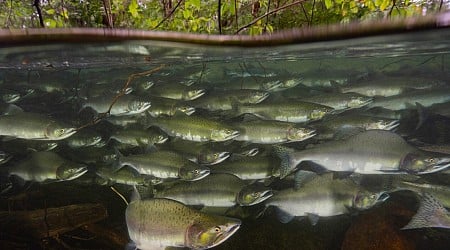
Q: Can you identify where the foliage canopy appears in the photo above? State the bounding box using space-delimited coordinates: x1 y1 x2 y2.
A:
0 0 449 35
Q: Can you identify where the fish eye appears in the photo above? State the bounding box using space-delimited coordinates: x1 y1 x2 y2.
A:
214 153 219 157
370 194 376 199
252 192 260 198
192 169 200 175
427 158 435 163
56 128 66 135
214 226 221 233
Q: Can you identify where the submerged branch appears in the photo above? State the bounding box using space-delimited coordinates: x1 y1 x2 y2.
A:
236 0 307 34
76 64 166 131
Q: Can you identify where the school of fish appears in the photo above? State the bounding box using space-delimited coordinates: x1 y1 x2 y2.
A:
0 61 450 250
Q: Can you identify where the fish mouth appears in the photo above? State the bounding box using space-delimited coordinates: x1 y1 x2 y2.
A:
157 137 169 144
204 152 231 165
138 102 152 113
252 189 274 205
66 166 89 181
189 89 206 100
211 220 241 248
226 131 240 140
190 168 211 181
264 80 283 91
240 147 260 156
377 192 390 203
3 94 20 103
255 92 270 103
56 128 78 140
418 161 450 175
384 120 400 130
45 142 59 151
182 107 196 115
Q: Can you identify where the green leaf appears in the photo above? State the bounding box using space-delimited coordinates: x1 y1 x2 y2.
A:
324 0 333 9
44 18 57 28
128 0 139 18
191 0 201 8
183 9 192 19
61 8 69 19
380 0 390 11
45 9 55 15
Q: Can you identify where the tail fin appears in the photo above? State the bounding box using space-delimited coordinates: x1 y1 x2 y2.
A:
402 193 450 230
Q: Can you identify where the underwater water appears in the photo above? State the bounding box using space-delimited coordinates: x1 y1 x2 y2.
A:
0 28 450 250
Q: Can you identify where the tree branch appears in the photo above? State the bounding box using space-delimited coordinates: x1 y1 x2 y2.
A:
388 0 397 18
218 0 222 34
263 0 271 33
310 0 316 25
102 0 113 28
236 0 307 34
152 0 184 30
33 0 45 28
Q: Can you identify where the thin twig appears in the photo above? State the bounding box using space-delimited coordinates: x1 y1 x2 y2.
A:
310 0 316 25
264 0 271 33
218 0 222 34
76 64 165 131
234 0 238 32
102 0 113 28
5 0 13 27
300 2 309 25
388 0 396 18
236 0 306 34
33 0 45 28
152 0 184 30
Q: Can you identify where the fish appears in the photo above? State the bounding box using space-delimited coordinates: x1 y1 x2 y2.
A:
64 129 103 148
147 113 240 142
300 92 373 111
125 193 241 250
154 173 273 207
233 100 334 123
6 151 88 182
341 76 443 97
0 112 77 140
81 94 151 116
214 79 282 92
64 146 117 164
312 113 399 140
109 127 168 147
147 82 205 100
114 149 210 181
209 155 276 181
95 166 162 186
367 88 450 111
265 172 389 224
233 117 316 144
273 130 450 178
159 140 231 165
146 96 196 117
191 89 269 111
